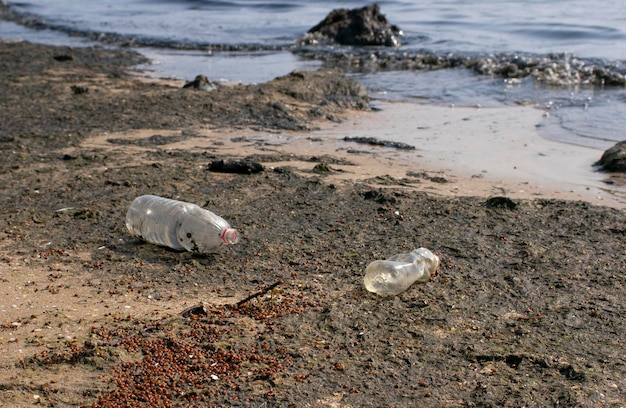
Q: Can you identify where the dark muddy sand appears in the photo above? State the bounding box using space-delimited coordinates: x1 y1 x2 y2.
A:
1 41 625 407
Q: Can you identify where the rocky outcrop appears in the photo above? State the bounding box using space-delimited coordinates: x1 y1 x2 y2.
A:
304 4 402 47
597 140 626 172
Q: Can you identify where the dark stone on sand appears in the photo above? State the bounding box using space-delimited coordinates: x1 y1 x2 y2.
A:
361 188 398 204
313 163 331 173
71 85 89 95
597 140 626 172
53 54 73 62
343 136 415 150
208 159 264 174
307 3 403 47
485 196 517 210
183 75 218 91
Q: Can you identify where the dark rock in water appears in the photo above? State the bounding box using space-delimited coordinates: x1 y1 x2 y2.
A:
183 75 218 91
208 159 264 174
306 4 402 47
485 196 517 210
597 140 626 172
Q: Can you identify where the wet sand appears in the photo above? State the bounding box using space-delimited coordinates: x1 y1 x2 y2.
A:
321 101 626 208
98 77 625 209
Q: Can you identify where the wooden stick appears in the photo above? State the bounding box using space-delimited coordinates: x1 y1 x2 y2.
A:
235 280 283 307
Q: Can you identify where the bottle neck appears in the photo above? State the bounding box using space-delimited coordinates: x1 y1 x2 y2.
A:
221 228 240 244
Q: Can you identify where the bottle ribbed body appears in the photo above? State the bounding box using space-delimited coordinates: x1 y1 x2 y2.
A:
363 248 439 296
125 195 239 253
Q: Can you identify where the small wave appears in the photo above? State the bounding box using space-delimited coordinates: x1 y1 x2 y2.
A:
2 1 625 88
510 23 624 41
293 46 626 88
0 2 293 51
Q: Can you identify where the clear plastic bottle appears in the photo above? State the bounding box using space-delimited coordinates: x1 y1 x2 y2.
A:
125 195 239 253
363 248 439 296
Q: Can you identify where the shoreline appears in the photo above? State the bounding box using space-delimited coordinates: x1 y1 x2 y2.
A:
326 100 626 209
104 74 626 210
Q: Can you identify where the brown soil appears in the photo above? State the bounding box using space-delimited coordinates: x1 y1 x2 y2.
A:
1 41 625 408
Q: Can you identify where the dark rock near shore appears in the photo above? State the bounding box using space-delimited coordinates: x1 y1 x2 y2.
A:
597 140 626 172
305 3 403 47
208 159 264 174
182 74 219 91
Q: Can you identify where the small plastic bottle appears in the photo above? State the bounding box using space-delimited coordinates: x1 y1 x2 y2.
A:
363 248 439 296
125 195 239 253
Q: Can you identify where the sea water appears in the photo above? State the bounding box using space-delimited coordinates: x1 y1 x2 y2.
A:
1 0 625 150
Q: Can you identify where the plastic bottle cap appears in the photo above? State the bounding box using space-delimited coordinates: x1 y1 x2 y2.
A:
221 228 240 244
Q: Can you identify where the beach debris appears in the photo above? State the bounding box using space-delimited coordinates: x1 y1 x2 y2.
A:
126 195 239 253
302 3 403 47
596 140 626 172
180 304 209 318
208 159 264 174
234 280 283 308
54 206 75 213
183 74 219 91
343 136 415 150
364 248 439 296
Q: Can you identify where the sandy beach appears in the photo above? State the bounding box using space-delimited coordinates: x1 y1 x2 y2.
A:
1 41 625 407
